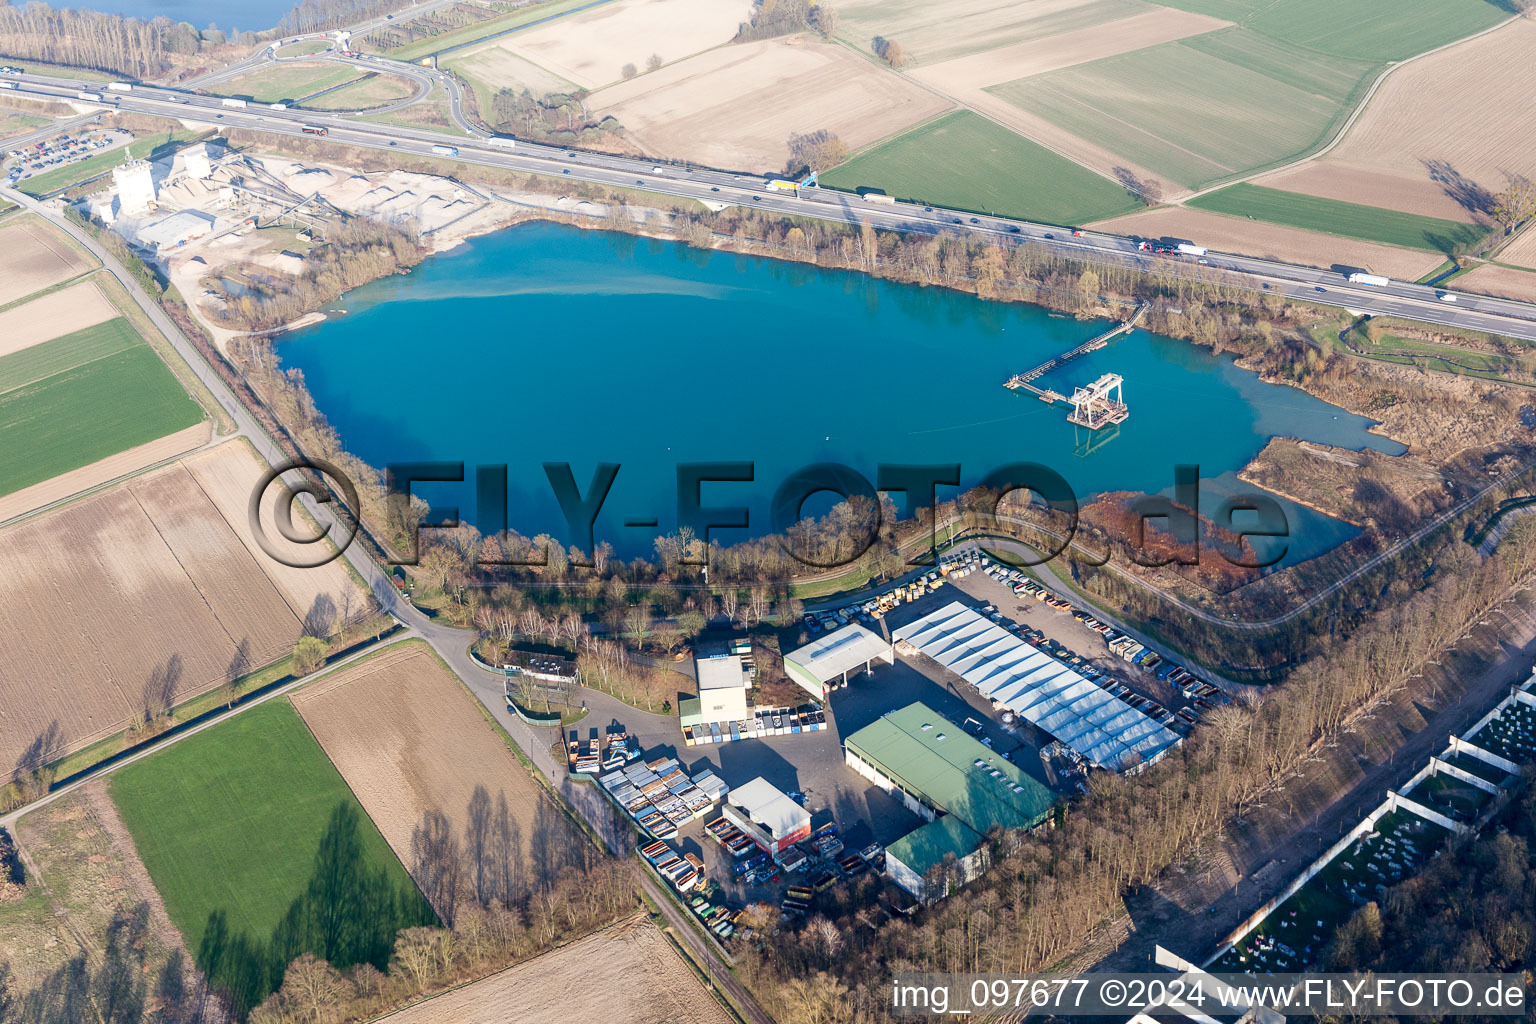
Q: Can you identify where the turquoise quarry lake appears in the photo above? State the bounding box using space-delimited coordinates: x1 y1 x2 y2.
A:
281 222 1405 567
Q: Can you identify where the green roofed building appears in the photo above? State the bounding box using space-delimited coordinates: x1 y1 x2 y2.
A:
845 702 1055 901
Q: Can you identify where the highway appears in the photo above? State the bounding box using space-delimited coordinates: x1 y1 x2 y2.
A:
5 68 1536 343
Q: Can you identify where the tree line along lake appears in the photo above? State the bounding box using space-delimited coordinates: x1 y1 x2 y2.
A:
279 221 1406 568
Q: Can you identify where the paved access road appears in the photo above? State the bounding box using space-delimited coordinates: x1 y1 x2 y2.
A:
6 71 1536 343
0 183 774 1024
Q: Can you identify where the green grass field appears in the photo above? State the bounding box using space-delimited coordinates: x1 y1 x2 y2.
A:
983 0 1508 189
208 61 363 104
1188 183 1488 252
109 700 416 953
988 28 1377 188
0 318 204 496
1151 0 1508 58
821 111 1142 225
304 73 418 111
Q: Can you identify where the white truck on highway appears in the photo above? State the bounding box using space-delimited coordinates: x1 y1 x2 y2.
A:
1348 272 1390 287
431 144 459 157
487 136 515 148
76 91 102 101
0 82 15 91
269 101 289 110
1176 243 1207 257
221 97 247 108
107 82 132 92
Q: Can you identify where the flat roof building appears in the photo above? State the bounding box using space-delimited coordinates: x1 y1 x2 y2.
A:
845 701 1055 901
893 602 1180 773
784 623 892 700
688 653 750 726
721 777 811 855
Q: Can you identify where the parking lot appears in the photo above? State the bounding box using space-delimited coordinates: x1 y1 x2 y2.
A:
581 547 1229 923
3 128 132 185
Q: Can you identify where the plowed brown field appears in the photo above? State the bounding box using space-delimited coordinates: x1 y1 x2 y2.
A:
1499 226 1536 271
0 441 362 780
1456 264 1536 304
291 643 555 877
590 35 953 173
377 915 732 1024
0 217 93 308
1255 18 1536 220
0 279 117 359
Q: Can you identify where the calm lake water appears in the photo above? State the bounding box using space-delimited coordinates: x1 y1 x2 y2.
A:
82 0 292 32
281 222 1405 568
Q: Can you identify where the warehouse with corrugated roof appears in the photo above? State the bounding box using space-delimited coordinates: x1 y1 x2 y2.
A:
892 602 1180 772
783 623 892 700
844 702 1055 900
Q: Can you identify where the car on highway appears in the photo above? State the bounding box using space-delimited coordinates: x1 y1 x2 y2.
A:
388 140 396 146
1008 226 1020 233
752 196 761 201
1315 286 1327 292
1198 258 1208 265
1043 233 1053 239
636 179 643 184
562 168 570 174
711 186 719 191
970 217 979 223
924 206 932 211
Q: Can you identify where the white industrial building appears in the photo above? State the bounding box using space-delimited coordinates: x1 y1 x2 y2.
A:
135 210 217 251
182 141 216 180
693 653 750 724
721 777 811 855
112 161 156 212
892 602 1180 773
784 624 893 700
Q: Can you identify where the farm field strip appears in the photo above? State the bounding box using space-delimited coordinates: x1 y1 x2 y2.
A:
0 278 118 359
492 0 751 91
0 324 205 497
985 29 1378 188
290 642 558 878
377 914 733 1024
108 699 419 951
0 216 95 307
1086 205 1445 281
909 6 1230 89
0 420 209 524
1500 226 1536 271
822 110 1142 226
589 36 952 175
0 315 141 392
0 443 326 780
1456 264 1536 305
5 784 186 988
1253 17 1536 221
834 0 1150 66
1188 183 1486 253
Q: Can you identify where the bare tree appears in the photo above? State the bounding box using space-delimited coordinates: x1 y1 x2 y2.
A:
645 52 663 72
621 62 638 79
